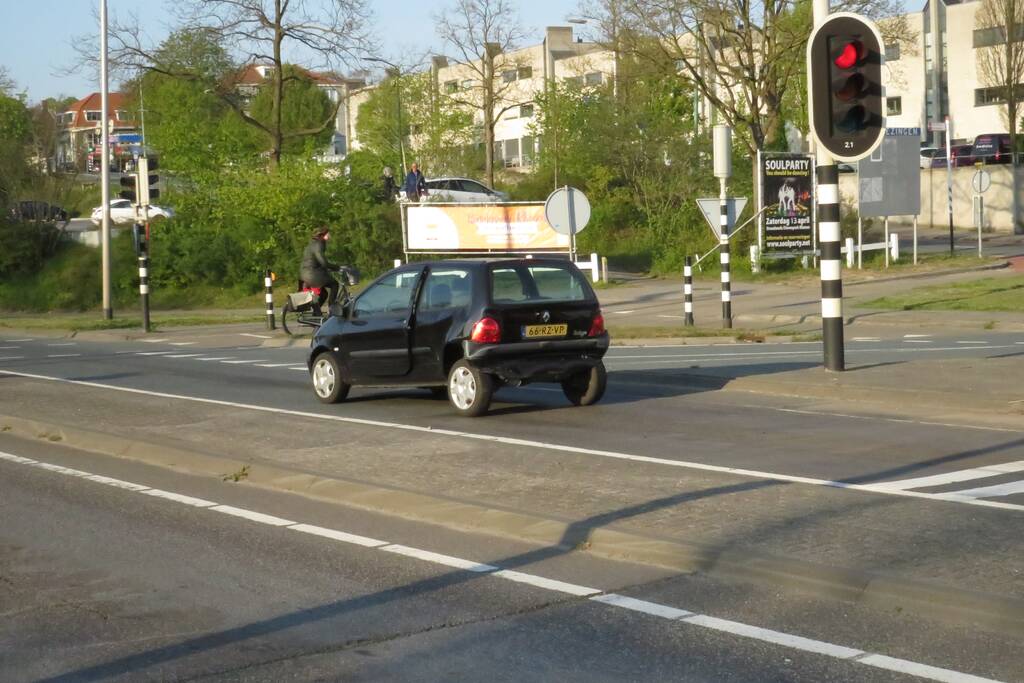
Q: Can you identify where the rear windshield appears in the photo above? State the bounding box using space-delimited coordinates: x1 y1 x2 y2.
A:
490 263 590 303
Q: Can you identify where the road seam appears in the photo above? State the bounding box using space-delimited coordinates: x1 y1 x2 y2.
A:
0 449 1006 683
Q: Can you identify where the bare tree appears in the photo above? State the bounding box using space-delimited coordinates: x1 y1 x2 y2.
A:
0 66 15 94
976 0 1024 228
76 0 371 169
587 0 906 155
435 0 529 186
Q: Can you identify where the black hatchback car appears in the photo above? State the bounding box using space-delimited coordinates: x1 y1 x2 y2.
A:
307 258 610 416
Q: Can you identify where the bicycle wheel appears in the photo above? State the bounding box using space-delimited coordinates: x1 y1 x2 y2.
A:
280 300 295 336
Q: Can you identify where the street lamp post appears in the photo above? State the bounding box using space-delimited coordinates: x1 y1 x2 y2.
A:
364 57 407 176
99 0 112 320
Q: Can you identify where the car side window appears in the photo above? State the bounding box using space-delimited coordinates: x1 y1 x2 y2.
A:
462 181 487 194
354 271 421 317
422 269 472 311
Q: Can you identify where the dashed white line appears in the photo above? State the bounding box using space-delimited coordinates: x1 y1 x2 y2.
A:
612 310 635 314
136 351 176 356
0 356 25 361
240 333 272 339
46 343 76 347
221 359 268 365
290 366 309 371
904 340 933 344
904 334 931 338
255 363 299 368
166 354 203 359
196 357 236 362
956 341 989 345
0 346 19 350
6 338 33 342
852 338 880 342
140 338 168 343
46 354 80 358
0 450 1006 683
168 342 197 346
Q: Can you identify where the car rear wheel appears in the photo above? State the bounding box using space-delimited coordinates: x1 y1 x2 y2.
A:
447 359 493 417
562 362 607 406
311 352 350 404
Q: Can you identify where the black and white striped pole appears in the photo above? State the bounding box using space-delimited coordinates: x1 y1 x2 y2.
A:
713 124 732 329
683 256 694 326
816 162 844 370
136 225 150 333
264 269 276 331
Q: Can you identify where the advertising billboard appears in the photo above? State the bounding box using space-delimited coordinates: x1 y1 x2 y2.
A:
759 153 815 253
405 204 570 253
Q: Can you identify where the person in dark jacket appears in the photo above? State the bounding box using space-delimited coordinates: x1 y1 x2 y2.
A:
300 226 340 309
382 166 397 200
403 162 427 201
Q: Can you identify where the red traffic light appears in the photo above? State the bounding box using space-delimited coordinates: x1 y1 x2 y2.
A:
833 40 864 69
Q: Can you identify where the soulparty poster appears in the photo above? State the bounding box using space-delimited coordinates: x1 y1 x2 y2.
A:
759 153 814 253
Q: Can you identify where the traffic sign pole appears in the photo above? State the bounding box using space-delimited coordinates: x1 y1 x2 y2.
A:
713 125 733 329
946 116 954 255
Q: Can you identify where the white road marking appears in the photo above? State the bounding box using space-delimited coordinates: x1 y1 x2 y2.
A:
166 354 203 359
852 338 880 342
657 314 686 319
136 351 176 356
956 341 989 345
210 504 295 526
290 523 388 548
168 342 197 346
290 366 309 371
861 461 1024 492
46 354 80 358
2 369 1022 513
195 357 235 362
255 363 299 368
0 346 19 349
904 334 931 338
0 356 25 361
1016 342 1024 345
6 338 34 342
221 359 267 365
140 338 168 343
0 450 1006 683
904 340 933 343
606 344 1021 364
240 333 272 339
612 310 635 314
946 480 1024 500
46 343 76 347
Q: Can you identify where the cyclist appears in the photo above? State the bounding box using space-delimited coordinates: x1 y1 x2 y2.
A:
300 226 341 311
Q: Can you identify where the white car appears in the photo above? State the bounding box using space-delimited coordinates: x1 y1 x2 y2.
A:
919 148 941 169
91 199 175 225
402 177 509 203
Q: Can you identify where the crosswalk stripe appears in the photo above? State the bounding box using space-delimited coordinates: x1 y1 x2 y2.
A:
946 480 1024 500
862 461 1024 492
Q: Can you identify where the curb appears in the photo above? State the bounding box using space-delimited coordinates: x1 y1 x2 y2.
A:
2 414 1022 636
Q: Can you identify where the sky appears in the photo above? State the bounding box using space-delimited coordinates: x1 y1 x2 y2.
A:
0 0 585 103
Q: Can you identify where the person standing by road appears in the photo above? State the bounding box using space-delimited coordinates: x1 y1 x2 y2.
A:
403 162 427 202
382 166 397 200
300 226 341 310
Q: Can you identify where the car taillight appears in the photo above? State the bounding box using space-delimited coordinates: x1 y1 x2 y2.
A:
470 317 501 344
588 312 605 337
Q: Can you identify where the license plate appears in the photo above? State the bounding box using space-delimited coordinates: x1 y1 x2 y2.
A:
523 324 568 338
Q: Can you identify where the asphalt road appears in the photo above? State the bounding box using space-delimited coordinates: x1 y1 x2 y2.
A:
1 435 1019 682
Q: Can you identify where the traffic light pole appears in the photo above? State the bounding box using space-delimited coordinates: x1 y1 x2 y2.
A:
99 0 113 320
813 0 845 371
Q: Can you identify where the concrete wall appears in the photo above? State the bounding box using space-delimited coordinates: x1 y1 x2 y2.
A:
839 165 1023 233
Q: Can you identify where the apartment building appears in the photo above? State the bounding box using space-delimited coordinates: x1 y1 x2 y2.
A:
55 92 138 172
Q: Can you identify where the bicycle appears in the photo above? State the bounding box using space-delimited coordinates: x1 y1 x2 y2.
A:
280 267 359 336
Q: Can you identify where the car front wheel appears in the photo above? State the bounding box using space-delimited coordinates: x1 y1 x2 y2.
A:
311 352 350 404
447 359 493 417
562 362 607 406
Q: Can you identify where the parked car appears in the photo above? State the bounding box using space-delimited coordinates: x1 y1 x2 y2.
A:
401 177 510 203
8 200 68 223
972 134 1013 164
307 258 610 417
919 147 941 168
91 199 174 225
950 144 975 167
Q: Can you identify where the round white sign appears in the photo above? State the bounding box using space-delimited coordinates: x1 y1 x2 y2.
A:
544 187 591 236
972 170 991 194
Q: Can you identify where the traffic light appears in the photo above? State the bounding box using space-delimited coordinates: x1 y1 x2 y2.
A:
807 13 885 162
137 156 159 205
119 172 139 202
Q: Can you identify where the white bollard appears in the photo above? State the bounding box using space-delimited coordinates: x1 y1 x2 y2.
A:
890 233 900 262
601 256 609 283
590 252 599 283
749 244 760 274
845 237 855 268
394 259 402 268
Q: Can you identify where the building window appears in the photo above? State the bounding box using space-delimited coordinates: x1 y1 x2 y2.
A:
585 71 603 86
517 66 533 80
85 111 102 121
522 135 535 165
445 80 458 93
887 97 902 116
974 85 1024 105
502 69 517 83
461 79 474 90
973 26 1024 48
564 76 583 88
519 104 534 118
884 43 900 61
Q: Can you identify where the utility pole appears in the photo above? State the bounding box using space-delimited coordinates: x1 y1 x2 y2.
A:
99 0 112 320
